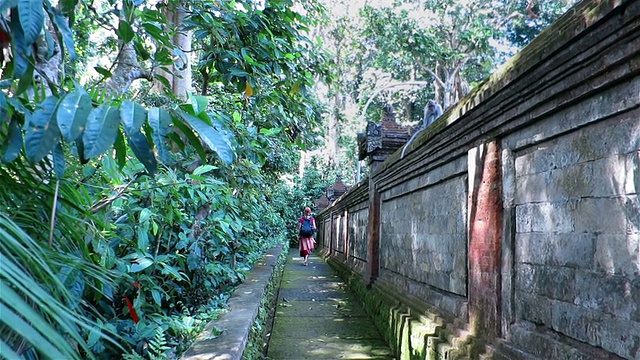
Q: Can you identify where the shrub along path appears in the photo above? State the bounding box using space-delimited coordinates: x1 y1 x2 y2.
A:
266 248 394 359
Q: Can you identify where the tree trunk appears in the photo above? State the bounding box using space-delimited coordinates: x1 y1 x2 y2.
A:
104 41 151 98
150 2 192 99
171 5 192 99
299 150 306 177
328 94 340 168
434 61 442 105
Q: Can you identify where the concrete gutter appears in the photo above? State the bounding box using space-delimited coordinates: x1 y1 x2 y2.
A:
181 244 285 360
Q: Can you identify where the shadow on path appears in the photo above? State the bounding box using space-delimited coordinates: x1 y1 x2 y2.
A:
266 249 395 360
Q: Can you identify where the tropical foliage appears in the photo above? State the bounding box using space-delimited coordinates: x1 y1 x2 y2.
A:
0 0 329 358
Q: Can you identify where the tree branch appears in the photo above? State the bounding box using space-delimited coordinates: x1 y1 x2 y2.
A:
89 172 146 213
526 0 539 18
414 58 445 88
102 42 152 98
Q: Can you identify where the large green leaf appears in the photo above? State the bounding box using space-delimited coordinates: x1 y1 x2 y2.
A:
57 86 92 142
117 20 135 43
94 66 112 79
190 95 209 115
7 97 28 116
52 142 65 179
114 128 126 169
51 13 77 60
9 7 29 78
43 27 55 60
0 91 6 124
129 257 153 273
0 261 80 359
141 22 172 47
120 100 147 135
0 214 114 359
15 63 34 96
133 39 150 60
82 104 120 159
1 119 23 163
148 107 171 163
0 339 20 359
18 0 44 46
24 96 61 163
176 110 234 165
151 289 162 306
127 131 157 176
171 116 206 161
75 137 87 164
193 165 218 176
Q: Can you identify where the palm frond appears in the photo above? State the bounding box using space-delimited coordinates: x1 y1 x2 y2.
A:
0 213 120 359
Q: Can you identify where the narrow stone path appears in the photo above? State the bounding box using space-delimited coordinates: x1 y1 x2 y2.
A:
266 249 395 360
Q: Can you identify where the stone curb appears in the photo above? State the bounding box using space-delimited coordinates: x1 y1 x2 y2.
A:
181 244 285 360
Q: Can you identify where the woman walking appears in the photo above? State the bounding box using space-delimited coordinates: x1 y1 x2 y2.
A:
298 207 316 266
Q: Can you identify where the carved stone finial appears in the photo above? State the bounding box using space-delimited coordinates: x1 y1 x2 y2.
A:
357 104 411 163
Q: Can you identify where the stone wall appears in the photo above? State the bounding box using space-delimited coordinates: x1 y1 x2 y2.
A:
316 0 640 358
347 203 368 263
505 107 640 359
378 157 468 317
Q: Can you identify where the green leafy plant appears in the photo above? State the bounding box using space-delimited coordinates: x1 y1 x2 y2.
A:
0 1 330 359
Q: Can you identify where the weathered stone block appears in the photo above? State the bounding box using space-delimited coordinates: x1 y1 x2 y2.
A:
594 233 639 276
549 233 595 269
625 195 640 235
515 291 552 325
530 202 574 233
515 204 533 233
515 171 550 203
515 263 535 290
517 264 576 302
573 197 629 234
547 295 640 358
515 232 549 265
515 151 546 176
550 300 596 344
589 157 627 198
508 322 600 360
536 266 577 302
597 317 640 359
624 151 640 196
574 271 635 319
548 161 595 200
380 178 467 295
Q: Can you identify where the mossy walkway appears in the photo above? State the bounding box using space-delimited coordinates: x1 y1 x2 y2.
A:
266 249 394 359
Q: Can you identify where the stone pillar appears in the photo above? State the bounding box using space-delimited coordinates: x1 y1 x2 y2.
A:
365 170 381 284
329 212 335 256
468 140 503 339
357 105 411 285
500 147 516 337
342 210 349 261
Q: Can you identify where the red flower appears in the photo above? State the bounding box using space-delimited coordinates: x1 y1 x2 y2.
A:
123 296 139 324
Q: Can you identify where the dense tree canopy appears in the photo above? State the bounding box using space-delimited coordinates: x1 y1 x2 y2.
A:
315 0 577 182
